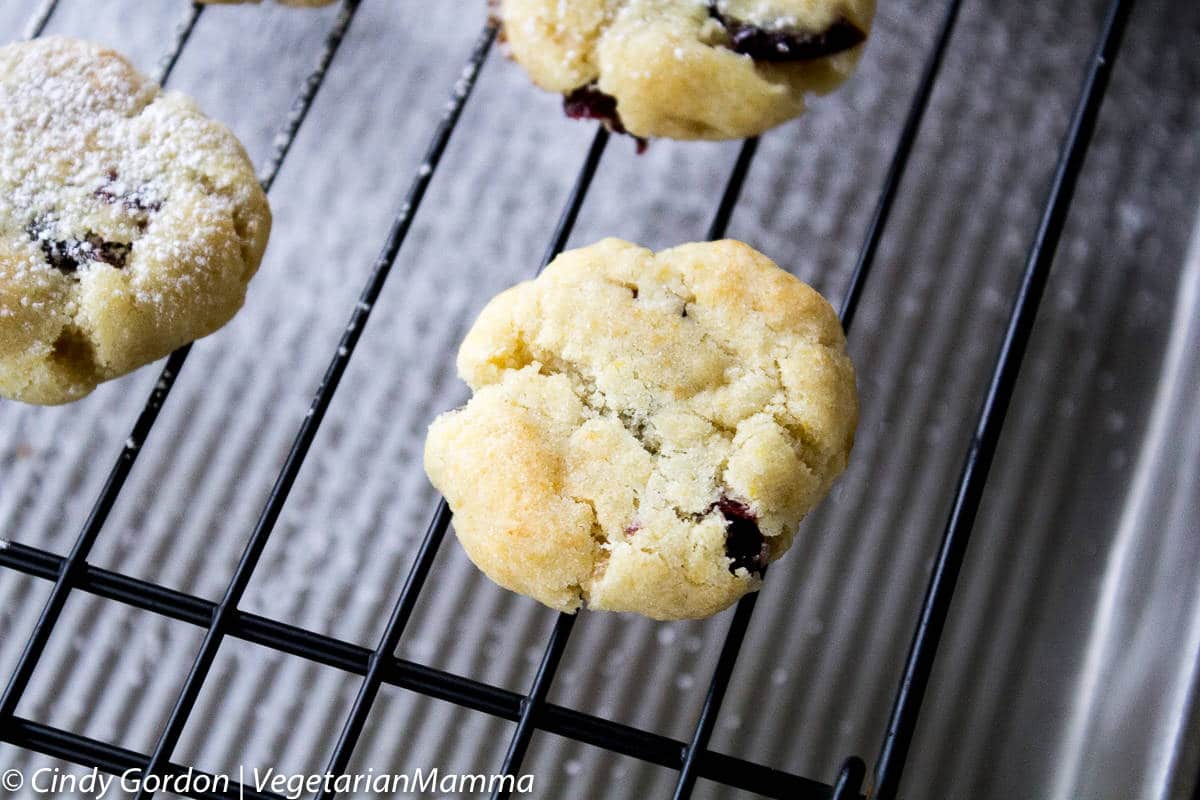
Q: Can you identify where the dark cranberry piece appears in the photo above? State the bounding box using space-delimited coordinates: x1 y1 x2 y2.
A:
562 85 648 153
40 241 83 274
94 169 162 213
710 5 866 62
717 497 768 575
564 85 623 129
85 234 131 269
27 220 130 274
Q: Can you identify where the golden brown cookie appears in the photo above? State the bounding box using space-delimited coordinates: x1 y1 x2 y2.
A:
499 0 874 140
425 238 857 619
0 38 270 404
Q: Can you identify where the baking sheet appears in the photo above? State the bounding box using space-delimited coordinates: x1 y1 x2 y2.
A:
0 1 1198 798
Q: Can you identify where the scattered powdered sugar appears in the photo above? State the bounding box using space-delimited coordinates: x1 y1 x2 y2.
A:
0 36 268 398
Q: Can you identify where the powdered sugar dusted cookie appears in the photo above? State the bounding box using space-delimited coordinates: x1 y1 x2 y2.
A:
498 0 874 140
0 38 270 405
424 238 857 619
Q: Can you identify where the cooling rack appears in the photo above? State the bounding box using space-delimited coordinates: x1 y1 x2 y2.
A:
0 0 1138 797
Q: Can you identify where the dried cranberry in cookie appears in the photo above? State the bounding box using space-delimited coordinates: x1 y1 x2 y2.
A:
562 85 649 152
26 220 132 274
709 0 867 62
0 37 270 404
498 0 874 141
717 497 769 575
425 238 857 620
563 85 627 131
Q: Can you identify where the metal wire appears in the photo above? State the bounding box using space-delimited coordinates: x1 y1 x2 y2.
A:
0 538 821 798
326 137 616 776
316 105 605 800
672 0 966 794
493 613 580 799
839 0 965 329
496 135 763 800
705 137 761 242
870 1 1135 796
831 757 868 800
130 21 498 800
0 3 209 724
481 126 613 800
673 578 762 798
153 4 204 86
259 0 361 192
540 127 613 271
20 0 58 40
312 498 456 799
0 0 353 729
0 0 354 773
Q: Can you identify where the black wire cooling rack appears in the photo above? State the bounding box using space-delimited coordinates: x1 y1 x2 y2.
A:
0 0 1137 798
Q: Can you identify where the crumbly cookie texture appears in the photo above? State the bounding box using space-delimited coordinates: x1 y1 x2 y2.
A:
0 37 270 405
499 0 875 140
425 239 857 620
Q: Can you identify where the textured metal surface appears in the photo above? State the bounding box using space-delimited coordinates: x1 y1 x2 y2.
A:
0 1 1198 798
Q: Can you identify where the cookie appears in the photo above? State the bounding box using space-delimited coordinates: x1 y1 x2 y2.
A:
0 38 271 405
498 0 874 141
424 239 857 620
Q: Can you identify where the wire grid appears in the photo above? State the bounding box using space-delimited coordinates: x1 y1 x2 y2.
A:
0 0 1137 798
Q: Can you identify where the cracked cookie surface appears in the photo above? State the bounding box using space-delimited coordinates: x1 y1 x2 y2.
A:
498 0 874 140
0 37 271 404
424 238 857 619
